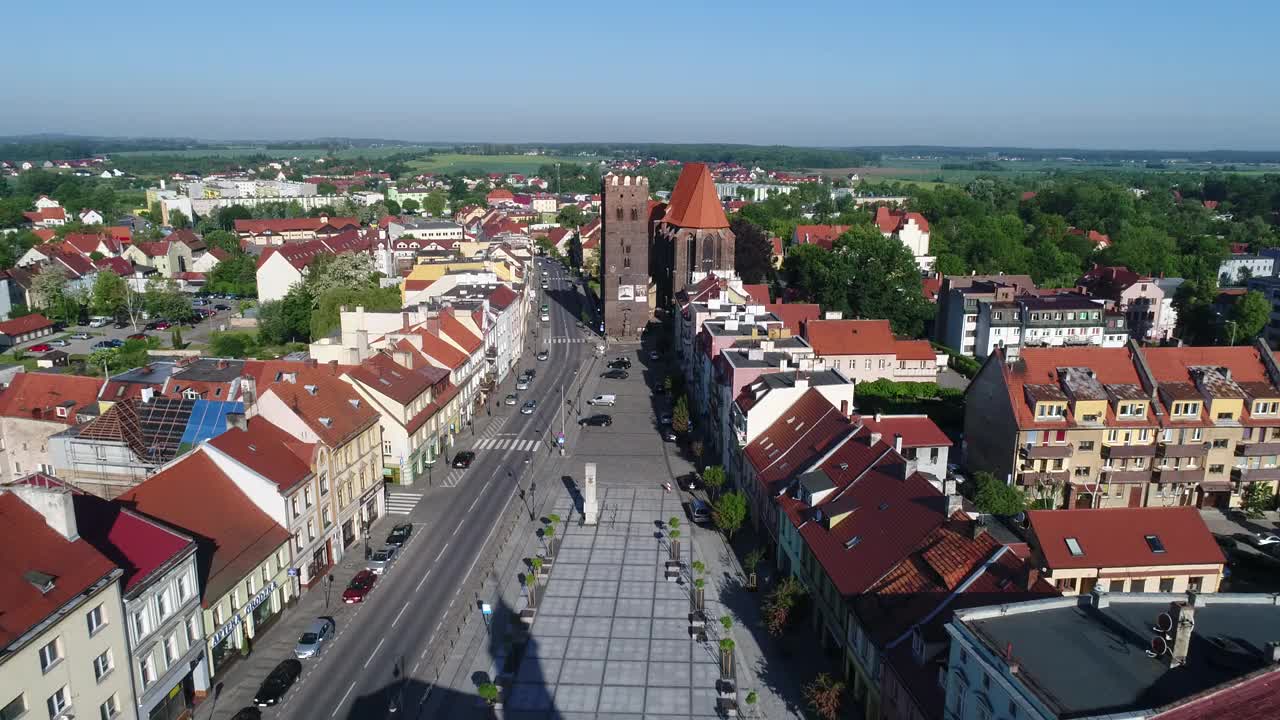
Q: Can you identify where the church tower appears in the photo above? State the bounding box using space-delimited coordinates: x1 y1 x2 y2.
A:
600 174 652 338
653 162 735 306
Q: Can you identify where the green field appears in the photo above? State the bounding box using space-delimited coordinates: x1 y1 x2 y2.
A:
816 157 1280 187
112 145 444 160
405 153 592 174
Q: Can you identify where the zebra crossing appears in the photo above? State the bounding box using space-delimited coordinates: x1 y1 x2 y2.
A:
440 469 466 488
472 436 541 452
385 491 423 516
545 337 592 344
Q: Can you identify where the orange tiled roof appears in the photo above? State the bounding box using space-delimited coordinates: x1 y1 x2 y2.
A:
662 163 729 229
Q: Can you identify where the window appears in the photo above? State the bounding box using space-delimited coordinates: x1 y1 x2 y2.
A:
139 655 155 687
1213 438 1229 449
1065 537 1084 557
1078 440 1095 451
1106 429 1118 443
93 649 113 680
1 695 25 720
132 610 149 641
164 634 179 666
307 520 316 541
304 487 313 508
38 638 61 672
46 687 69 718
186 615 201 646
155 589 170 620
1056 577 1078 591
177 573 191 603
1159 577 1175 592
1210 464 1225 474
1191 428 1203 441
1074 466 1091 477
291 496 300 516
1145 535 1167 553
86 604 106 635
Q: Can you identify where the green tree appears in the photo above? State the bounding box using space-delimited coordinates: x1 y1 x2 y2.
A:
208 252 258 297
168 209 191 229
216 205 252 231
702 465 726 497
477 683 499 706
401 198 420 213
170 326 184 349
423 191 448 217
305 252 377 300
31 267 81 324
672 395 690 434
713 491 748 538
316 182 339 196
973 471 1027 516
384 199 401 216
203 229 240 253
209 331 260 358
90 271 127 318
804 673 846 720
1229 290 1270 344
730 218 775 285
1242 482 1275 518
556 205 585 227
143 278 190 320
763 577 805 637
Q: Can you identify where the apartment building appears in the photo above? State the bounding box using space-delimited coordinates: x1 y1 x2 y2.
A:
933 275 1037 357
974 293 1126 360
803 318 940 382
964 340 1280 510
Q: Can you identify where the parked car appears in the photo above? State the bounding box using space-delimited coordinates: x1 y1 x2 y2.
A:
293 617 335 659
649 350 660 361
229 708 262 720
579 414 613 427
88 317 109 328
28 343 52 352
70 332 91 340
127 333 148 341
1257 534 1280 546
663 430 678 442
254 659 302 706
342 570 377 603
452 451 476 469
504 394 518 406
659 413 673 425
385 523 412 547
601 369 628 380
523 368 536 378
690 499 712 524
215 304 231 311
114 321 129 329
521 400 537 415
107 339 124 348
48 339 68 347
153 321 172 330
678 472 701 491
608 358 632 370
367 546 398 574
537 350 549 361
588 394 617 406
92 340 113 349
516 378 530 390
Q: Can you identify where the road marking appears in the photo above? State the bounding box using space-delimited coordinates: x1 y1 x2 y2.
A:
415 568 433 592
364 638 386 668
434 543 449 563
393 600 411 627
332 681 356 717
413 660 421 675
451 523 461 537
467 493 482 513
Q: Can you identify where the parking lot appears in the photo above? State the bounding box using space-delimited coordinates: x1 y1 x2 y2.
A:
11 301 239 357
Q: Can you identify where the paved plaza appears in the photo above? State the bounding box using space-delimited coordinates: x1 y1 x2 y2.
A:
506 486 726 719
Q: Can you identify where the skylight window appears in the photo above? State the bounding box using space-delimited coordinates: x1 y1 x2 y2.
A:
1144 535 1166 553
1065 537 1084 557
845 536 862 549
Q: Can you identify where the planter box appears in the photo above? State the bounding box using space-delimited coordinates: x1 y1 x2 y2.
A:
664 569 682 582
519 608 537 625
688 611 707 626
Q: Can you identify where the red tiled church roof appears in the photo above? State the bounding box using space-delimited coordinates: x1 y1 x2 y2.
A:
663 163 729 229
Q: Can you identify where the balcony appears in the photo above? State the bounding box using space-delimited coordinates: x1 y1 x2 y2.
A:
1233 466 1280 482
1154 466 1206 484
1017 470 1069 486
1102 444 1157 459
1020 444 1073 460
1157 442 1210 458
1235 442 1280 457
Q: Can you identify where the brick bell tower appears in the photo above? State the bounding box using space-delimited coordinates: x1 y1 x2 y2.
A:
600 174 652 338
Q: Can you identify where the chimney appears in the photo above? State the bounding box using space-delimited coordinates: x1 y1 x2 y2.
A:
329 359 339 376
241 375 258 418
1022 566 1041 591
1266 641 1280 664
894 433 903 454
402 312 410 331
1169 601 1196 668
225 412 248 432
216 359 228 370
946 491 964 516
968 519 986 540
869 431 882 447
1091 585 1110 609
9 484 78 541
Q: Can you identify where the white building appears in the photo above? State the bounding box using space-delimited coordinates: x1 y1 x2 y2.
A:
1219 254 1275 286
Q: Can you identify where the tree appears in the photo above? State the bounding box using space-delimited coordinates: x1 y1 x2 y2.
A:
1242 482 1275 518
763 577 805 637
207 252 258 297
973 471 1027 516
31 267 80 324
730 218 775 284
477 683 499 706
713 491 748 538
170 326 184 349
401 198 420 213
216 205 252 231
90 271 127 318
804 673 846 720
672 395 690 434
143 278 190 321
422 191 448 217
203 229 240 253
306 252 377 300
1230 290 1270 344
168 209 191 229
316 182 339 196
209 331 259 358
702 465 726 497
384 199 401 216
556 205 585 227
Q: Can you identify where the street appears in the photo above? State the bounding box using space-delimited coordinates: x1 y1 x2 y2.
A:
200 259 598 720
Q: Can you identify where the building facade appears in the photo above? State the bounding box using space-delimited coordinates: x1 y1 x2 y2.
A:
600 174 652 338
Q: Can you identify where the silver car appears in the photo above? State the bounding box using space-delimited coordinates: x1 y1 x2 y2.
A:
294 617 335 659
367 546 398 574
516 378 530 390
521 400 537 415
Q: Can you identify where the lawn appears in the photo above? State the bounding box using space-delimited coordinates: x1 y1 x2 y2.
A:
405 154 590 174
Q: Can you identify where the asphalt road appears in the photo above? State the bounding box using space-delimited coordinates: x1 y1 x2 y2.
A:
21 301 238 356
268 259 594 720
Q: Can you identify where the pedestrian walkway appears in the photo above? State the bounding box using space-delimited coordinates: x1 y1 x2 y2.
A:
473 436 541 451
546 336 593 344
385 491 423 515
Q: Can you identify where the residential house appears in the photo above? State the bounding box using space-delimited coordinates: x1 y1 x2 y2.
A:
1219 253 1274 286
933 275 1038 357
123 240 194 278
23 205 67 228
728 371 855 489
945 593 1280 720
860 413 952 486
0 484 133 720
486 188 515 206
1078 264 1170 342
975 293 1126 360
255 230 373 302
119 451 295 680
234 216 360 245
803 318 941 382
483 285 524 383
963 340 1280 510
1026 506 1225 595
79 209 105 225
874 206 934 271
0 373 102 483
0 313 55 349
192 247 230 273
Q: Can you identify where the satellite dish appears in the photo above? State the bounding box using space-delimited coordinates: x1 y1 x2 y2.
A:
1147 635 1169 658
1154 613 1174 634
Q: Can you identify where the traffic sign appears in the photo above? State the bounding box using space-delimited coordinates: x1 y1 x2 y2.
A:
287 567 299 577
481 603 493 616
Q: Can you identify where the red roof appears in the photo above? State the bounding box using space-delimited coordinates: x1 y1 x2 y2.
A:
208 418 314 492
242 358 355 392
95 256 135 277
440 310 482 354
32 228 56 242
415 330 468 370
1021 191 1038 201
805 319 897 356
120 451 292 606
487 284 518 310
105 226 132 243
235 217 358 235
743 389 854 492
662 163 729 229
0 371 99 423
764 302 820 337
770 236 783 256
743 284 770 305
895 339 937 361
23 206 66 223
486 189 515 203
875 206 930 234
133 241 171 258
1028 507 1225 571
0 313 54 338
792 225 850 250
1153 670 1280 720
256 230 371 270
64 233 108 255
0 492 118 648
348 353 447 406
859 414 950 448
68 487 194 593
263 374 379 447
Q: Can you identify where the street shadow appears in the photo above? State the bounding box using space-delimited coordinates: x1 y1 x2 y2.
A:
561 475 583 513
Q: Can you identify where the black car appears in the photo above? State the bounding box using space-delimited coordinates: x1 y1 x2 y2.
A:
523 368 537 378
608 358 632 370
385 523 413 547
215 303 231 310
677 472 701 491
579 414 613 427
452 451 476 469
254 659 302 707
601 369 628 380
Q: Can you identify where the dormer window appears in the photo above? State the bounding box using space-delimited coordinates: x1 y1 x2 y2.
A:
912 627 925 663
1117 402 1144 418
1254 401 1279 416
55 406 69 418
1171 401 1200 418
1035 403 1066 420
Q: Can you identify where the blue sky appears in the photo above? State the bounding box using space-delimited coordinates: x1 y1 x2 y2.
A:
3 0 1276 150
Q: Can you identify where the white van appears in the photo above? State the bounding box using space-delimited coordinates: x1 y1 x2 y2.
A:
89 316 110 328
588 394 617 407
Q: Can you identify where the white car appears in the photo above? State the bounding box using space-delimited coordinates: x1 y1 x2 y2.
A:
521 400 537 415
367 546 398 575
1256 534 1280 547
516 379 530 390
588 395 617 407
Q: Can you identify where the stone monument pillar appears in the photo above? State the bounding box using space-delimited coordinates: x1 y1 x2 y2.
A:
583 462 599 525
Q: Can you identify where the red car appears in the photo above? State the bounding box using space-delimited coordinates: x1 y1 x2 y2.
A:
28 344 53 352
153 321 172 330
127 333 148 341
342 570 377 604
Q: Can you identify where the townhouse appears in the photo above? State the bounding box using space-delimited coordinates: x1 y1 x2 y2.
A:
803 318 940 383
1077 264 1172 343
233 216 360 245
255 229 374 302
964 340 1280 510
933 275 1038 357
0 373 103 484
975 293 1128 359
873 206 934 272
123 240 194 279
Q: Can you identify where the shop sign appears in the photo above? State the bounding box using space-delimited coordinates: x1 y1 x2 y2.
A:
245 581 278 614
210 614 240 645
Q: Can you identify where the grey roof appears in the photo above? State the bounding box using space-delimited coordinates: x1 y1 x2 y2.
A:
754 370 847 391
169 358 246 383
721 349 798 370
958 593 1280 718
111 361 179 385
1154 277 1186 294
